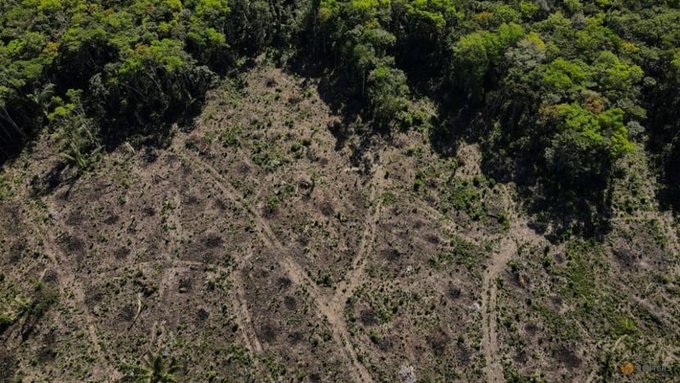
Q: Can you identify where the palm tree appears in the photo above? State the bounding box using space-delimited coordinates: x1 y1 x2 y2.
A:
120 352 181 383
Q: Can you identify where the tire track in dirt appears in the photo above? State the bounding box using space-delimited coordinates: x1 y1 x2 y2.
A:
480 237 516 383
125 258 262 355
90 255 265 374
326 163 386 383
481 186 543 383
177 151 318 288
333 165 385 306
28 219 117 381
231 268 264 354
178 150 374 383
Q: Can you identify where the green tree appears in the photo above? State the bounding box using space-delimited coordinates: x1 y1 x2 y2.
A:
120 352 180 383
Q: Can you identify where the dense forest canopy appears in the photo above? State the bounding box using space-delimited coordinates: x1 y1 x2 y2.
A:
1 0 679 226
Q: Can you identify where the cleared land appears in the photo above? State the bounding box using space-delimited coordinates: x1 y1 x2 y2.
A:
1 65 679 383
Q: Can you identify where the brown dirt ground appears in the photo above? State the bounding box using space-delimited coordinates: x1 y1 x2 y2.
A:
1 64 679 383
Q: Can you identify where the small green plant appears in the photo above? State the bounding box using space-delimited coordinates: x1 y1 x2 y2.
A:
406 145 423 157
369 329 380 344
266 195 281 211
290 142 304 158
381 192 397 205
120 352 181 383
413 171 426 191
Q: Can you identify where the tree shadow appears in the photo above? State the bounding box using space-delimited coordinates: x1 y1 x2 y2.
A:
515 173 615 242
29 160 85 200
655 146 680 213
425 90 614 242
479 127 615 241
286 49 392 165
0 98 44 168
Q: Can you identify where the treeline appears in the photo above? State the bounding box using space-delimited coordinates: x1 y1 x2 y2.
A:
1 0 679 217
308 0 680 223
0 0 308 163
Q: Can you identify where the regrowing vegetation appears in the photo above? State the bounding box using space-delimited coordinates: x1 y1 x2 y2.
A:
1 0 680 382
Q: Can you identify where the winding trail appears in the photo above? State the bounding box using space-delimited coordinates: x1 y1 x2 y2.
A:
332 165 385 307
480 237 516 383
479 185 544 383
326 162 386 383
178 149 375 383
27 219 117 381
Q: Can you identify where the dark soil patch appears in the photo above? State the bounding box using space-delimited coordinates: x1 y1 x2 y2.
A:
277 277 292 290
142 206 156 217
119 304 135 322
555 345 581 368
113 246 131 259
525 323 539 335
104 214 119 225
58 235 85 256
377 336 394 351
259 323 278 343
427 330 450 357
204 234 224 249
179 278 193 293
425 234 441 244
360 309 378 326
284 296 297 310
288 331 303 344
9 241 26 263
184 194 199 205
514 350 528 363
86 289 104 309
0 353 16 382
197 308 210 322
37 346 57 363
456 343 472 366
382 249 401 262
65 211 85 226
320 201 334 217
262 205 278 219
448 286 462 299
43 269 59 284
214 199 228 210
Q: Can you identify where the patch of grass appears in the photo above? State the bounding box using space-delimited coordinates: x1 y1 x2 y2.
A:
290 142 304 159
534 304 582 342
405 145 424 157
219 125 243 147
0 280 57 334
266 195 281 211
442 177 489 220
226 344 251 366
160 198 176 231
609 316 639 337
315 271 333 287
251 141 285 171
381 192 397 205
429 236 486 273
0 175 11 201
558 240 606 307
646 219 667 250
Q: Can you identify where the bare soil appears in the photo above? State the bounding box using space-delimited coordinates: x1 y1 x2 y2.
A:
1 64 679 383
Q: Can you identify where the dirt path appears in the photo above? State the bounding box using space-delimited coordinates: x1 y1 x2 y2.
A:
332 165 385 308
480 186 544 383
29 220 118 381
232 269 264 354
178 149 374 383
177 151 318 289
324 162 387 383
480 237 516 383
